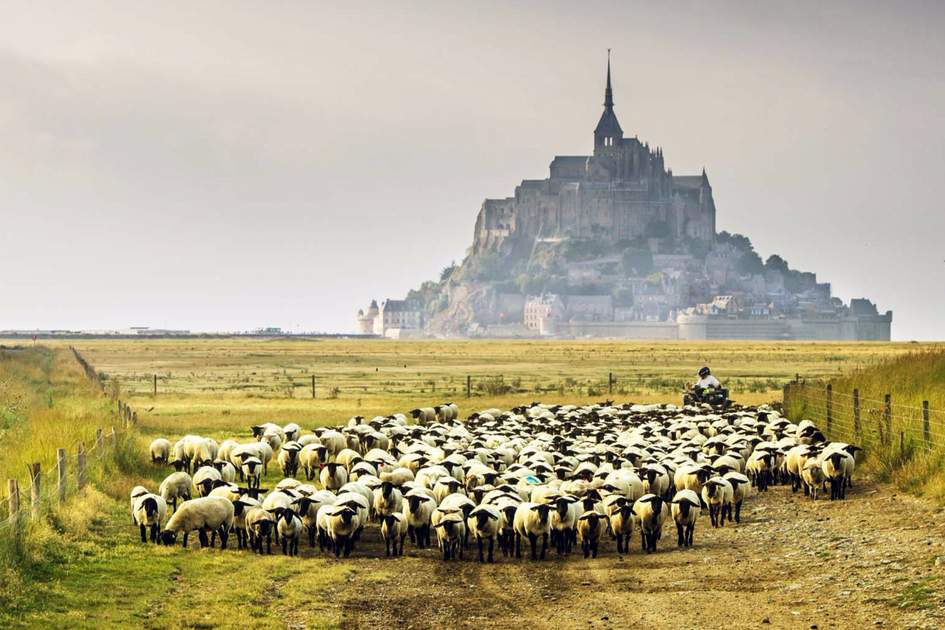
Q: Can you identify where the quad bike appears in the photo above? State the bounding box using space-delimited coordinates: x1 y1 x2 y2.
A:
683 385 732 408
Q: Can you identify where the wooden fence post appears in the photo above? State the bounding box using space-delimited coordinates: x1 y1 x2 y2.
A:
311 375 316 399
884 394 892 441
899 430 905 456
153 374 157 397
608 372 614 395
8 479 19 528
923 401 931 449
826 384 833 434
853 389 861 439
27 463 41 520
95 427 104 450
77 444 87 490
466 375 472 399
57 448 67 504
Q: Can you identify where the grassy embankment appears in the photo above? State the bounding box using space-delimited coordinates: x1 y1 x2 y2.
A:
785 348 945 502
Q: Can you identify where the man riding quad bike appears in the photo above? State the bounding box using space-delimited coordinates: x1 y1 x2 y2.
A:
684 367 731 407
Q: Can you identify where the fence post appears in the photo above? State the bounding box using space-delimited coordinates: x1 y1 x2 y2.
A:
57 448 67 504
884 394 892 441
77 443 87 490
153 374 157 397
826 384 833 434
899 430 905 456
95 427 104 450
311 375 316 399
466 375 471 399
7 479 18 528
853 389 861 439
608 372 614 395
27 463 41 520
923 401 931 449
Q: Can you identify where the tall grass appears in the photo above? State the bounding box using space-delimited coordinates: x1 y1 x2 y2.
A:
785 349 945 502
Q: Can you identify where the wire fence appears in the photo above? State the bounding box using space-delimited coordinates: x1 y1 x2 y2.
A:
782 378 944 457
0 349 140 535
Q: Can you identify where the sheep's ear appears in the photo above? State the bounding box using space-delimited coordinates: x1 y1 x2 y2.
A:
486 512 499 520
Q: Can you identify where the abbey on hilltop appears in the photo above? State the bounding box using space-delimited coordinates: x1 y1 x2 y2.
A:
358 55 892 341
474 52 715 255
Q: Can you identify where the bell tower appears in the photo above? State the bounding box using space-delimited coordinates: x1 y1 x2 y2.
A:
593 50 623 156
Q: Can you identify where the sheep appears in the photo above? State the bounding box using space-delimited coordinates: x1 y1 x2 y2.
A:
410 407 437 425
372 481 403 519
159 471 193 511
159 496 234 549
576 510 605 559
822 450 853 500
467 505 501 562
299 443 329 480
132 493 168 543
432 508 466 561
130 485 150 523
633 494 669 554
319 430 347 461
801 458 825 500
320 463 349 492
275 507 303 556
295 491 337 548
239 455 263 490
380 512 408 557
283 422 301 443
192 466 222 497
746 450 774 492
701 477 733 528
149 438 171 464
212 459 237 484
278 441 302 478
513 502 553 560
723 471 751 522
549 495 580 555
670 489 701 547
403 490 436 548
608 499 636 554
245 506 277 554
318 504 361 557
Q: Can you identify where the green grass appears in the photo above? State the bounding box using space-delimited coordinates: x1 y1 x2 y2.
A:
891 577 939 611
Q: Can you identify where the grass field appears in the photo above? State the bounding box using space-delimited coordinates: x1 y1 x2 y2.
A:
0 338 941 628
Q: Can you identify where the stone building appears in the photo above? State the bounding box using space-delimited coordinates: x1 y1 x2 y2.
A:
472 54 715 255
524 294 565 332
355 299 379 334
355 298 422 337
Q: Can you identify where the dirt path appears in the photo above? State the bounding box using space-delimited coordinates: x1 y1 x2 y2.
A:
327 482 945 629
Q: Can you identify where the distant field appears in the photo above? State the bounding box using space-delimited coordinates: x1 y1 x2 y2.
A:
23 338 929 439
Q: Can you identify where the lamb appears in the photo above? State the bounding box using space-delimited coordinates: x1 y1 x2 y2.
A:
633 494 670 554
192 465 222 497
722 471 751 522
513 502 553 560
801 458 824 500
275 507 303 556
132 493 168 543
299 443 328 480
608 500 636 554
432 508 466 561
159 496 234 549
158 471 193 511
467 505 501 562
576 510 605 559
380 512 408 557
701 477 733 528
320 463 349 492
149 438 171 464
245 506 277 554
670 489 701 547
278 441 302 478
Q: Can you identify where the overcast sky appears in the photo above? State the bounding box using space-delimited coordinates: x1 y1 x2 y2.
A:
1 1 943 339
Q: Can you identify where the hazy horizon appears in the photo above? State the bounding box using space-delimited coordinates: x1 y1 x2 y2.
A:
2 1 943 339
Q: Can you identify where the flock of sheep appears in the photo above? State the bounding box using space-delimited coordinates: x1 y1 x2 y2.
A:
129 401 860 561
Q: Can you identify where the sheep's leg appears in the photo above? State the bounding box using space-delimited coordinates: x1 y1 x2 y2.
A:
199 530 210 548
407 524 415 544
515 533 522 559
735 501 742 523
527 533 537 560
335 537 343 558
150 524 159 543
343 537 353 557
182 532 189 548
487 537 494 563
139 524 147 543
591 539 598 559
687 524 694 547
266 532 272 555
219 527 228 550
539 533 547 560
477 536 484 562
676 523 684 547
582 539 590 559
640 531 646 552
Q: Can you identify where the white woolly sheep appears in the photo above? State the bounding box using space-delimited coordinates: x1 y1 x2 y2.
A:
283 422 301 443
239 455 263 490
192 465 222 497
132 493 168 543
159 496 234 549
299 443 328 481
467 504 502 563
278 441 302 478
633 494 670 554
149 438 170 464
513 502 553 560
576 510 605 559
608 499 636 554
159 471 192 511
410 407 437 425
403 490 436 549
432 508 466 561
318 504 361 557
670 489 701 547
320 463 349 492
372 481 403 518
701 477 733 528
275 507 303 556
801 458 825 500
380 512 408 557
245 506 277 554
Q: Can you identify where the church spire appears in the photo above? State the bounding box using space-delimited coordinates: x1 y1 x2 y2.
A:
604 48 614 109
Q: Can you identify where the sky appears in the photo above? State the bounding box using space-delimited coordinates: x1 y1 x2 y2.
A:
0 1 943 339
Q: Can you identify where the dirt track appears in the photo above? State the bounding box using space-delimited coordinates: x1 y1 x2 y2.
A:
312 482 945 629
